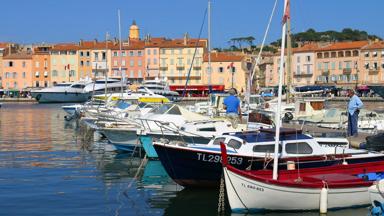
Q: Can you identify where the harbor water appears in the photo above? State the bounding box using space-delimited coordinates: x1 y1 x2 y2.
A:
0 103 373 215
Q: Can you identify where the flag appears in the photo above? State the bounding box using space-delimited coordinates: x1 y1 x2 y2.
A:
227 62 234 69
282 0 290 24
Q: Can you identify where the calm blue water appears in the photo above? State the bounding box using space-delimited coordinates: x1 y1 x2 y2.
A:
0 103 371 216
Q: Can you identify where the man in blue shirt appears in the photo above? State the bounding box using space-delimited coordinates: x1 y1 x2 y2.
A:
223 88 241 128
347 89 363 137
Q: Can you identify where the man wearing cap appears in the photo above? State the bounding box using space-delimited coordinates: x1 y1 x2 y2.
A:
223 88 241 128
347 89 363 137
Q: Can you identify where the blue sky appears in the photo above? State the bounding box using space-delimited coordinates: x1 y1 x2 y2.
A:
1 0 383 48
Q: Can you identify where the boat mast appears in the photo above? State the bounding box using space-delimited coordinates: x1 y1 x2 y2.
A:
105 32 109 103
286 1 292 103
118 9 124 96
273 0 289 180
207 0 211 89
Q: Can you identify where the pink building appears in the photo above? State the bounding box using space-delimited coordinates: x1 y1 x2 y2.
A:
110 40 146 83
2 52 33 91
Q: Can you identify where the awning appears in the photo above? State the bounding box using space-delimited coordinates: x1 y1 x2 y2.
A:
357 85 369 91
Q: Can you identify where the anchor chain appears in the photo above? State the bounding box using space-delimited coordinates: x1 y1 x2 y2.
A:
217 173 226 215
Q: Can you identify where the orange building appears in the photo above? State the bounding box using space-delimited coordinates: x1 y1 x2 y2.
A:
315 41 368 88
360 41 384 84
2 52 33 91
32 45 51 88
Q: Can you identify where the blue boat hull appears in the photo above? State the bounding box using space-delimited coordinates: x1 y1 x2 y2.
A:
154 144 384 188
140 135 158 158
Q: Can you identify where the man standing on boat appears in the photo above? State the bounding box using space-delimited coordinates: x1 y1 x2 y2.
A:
347 89 363 137
223 88 241 128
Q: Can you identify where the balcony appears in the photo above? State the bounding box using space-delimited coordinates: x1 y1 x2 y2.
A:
176 65 185 70
369 69 379 75
167 74 201 79
193 66 202 70
293 72 313 78
342 68 352 75
321 70 329 76
159 66 168 71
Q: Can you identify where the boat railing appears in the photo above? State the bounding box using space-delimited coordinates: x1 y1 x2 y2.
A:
137 118 210 144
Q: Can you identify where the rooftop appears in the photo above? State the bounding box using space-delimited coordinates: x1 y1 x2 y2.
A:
203 52 244 62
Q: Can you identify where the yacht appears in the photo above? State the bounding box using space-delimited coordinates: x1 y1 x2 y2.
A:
83 78 130 95
31 81 91 103
137 78 179 101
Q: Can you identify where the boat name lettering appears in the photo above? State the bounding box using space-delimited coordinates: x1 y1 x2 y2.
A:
241 183 264 192
196 153 242 165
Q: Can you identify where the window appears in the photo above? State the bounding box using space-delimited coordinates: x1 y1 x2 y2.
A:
113 51 118 57
218 67 224 73
102 52 106 60
35 62 40 68
197 127 216 132
365 62 369 69
80 51 84 57
35 71 39 78
138 70 142 77
227 139 242 149
22 61 26 67
306 56 311 62
86 51 90 57
317 62 322 70
160 49 165 54
138 51 142 56
147 58 151 65
331 52 336 58
130 51 134 56
44 81 48 87
35 81 40 87
285 142 313 154
12 72 17 78
94 52 99 61
113 60 118 66
122 51 126 57
170 59 174 65
331 62 335 70
178 58 183 65
373 51 378 57
296 65 300 74
80 61 84 66
22 72 26 78
86 61 90 66
338 61 342 69
137 60 142 66
153 49 157 55
122 60 126 66
213 137 226 145
253 144 281 153
231 67 236 73
130 60 134 67
44 71 48 77
52 70 58 77
365 52 369 57
147 49 151 55
130 70 134 78
44 60 48 68
153 58 157 65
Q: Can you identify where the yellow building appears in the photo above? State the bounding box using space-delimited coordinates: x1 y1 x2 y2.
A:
158 35 207 85
50 44 79 84
129 20 140 40
203 52 246 91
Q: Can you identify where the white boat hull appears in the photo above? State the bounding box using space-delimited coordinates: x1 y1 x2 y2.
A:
32 92 91 103
223 167 370 212
101 127 139 145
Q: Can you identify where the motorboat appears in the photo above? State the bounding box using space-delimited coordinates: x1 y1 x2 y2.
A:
152 127 384 188
83 78 130 96
137 78 179 101
31 81 91 103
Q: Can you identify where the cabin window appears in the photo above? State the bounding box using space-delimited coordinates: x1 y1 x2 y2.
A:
317 142 348 147
285 142 313 154
253 144 281 153
310 101 324 110
299 103 306 111
197 127 216 132
213 137 226 145
227 139 242 149
167 106 181 115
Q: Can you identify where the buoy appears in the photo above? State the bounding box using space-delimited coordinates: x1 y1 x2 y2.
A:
319 187 328 214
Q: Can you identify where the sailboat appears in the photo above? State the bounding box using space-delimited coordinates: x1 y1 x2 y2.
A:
220 0 384 213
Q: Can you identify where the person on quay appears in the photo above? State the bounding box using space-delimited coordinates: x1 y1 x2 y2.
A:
223 88 242 128
347 89 363 137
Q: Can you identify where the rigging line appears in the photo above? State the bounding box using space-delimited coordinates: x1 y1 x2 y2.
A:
250 0 278 84
181 7 208 98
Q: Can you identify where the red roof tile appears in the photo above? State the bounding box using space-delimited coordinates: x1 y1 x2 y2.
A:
203 52 244 62
317 41 368 51
361 41 384 50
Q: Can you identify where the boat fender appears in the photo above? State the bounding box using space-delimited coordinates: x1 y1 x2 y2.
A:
287 161 295 170
319 182 328 214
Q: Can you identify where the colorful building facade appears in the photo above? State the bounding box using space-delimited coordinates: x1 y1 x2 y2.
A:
2 52 33 91
50 44 79 84
32 45 51 88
